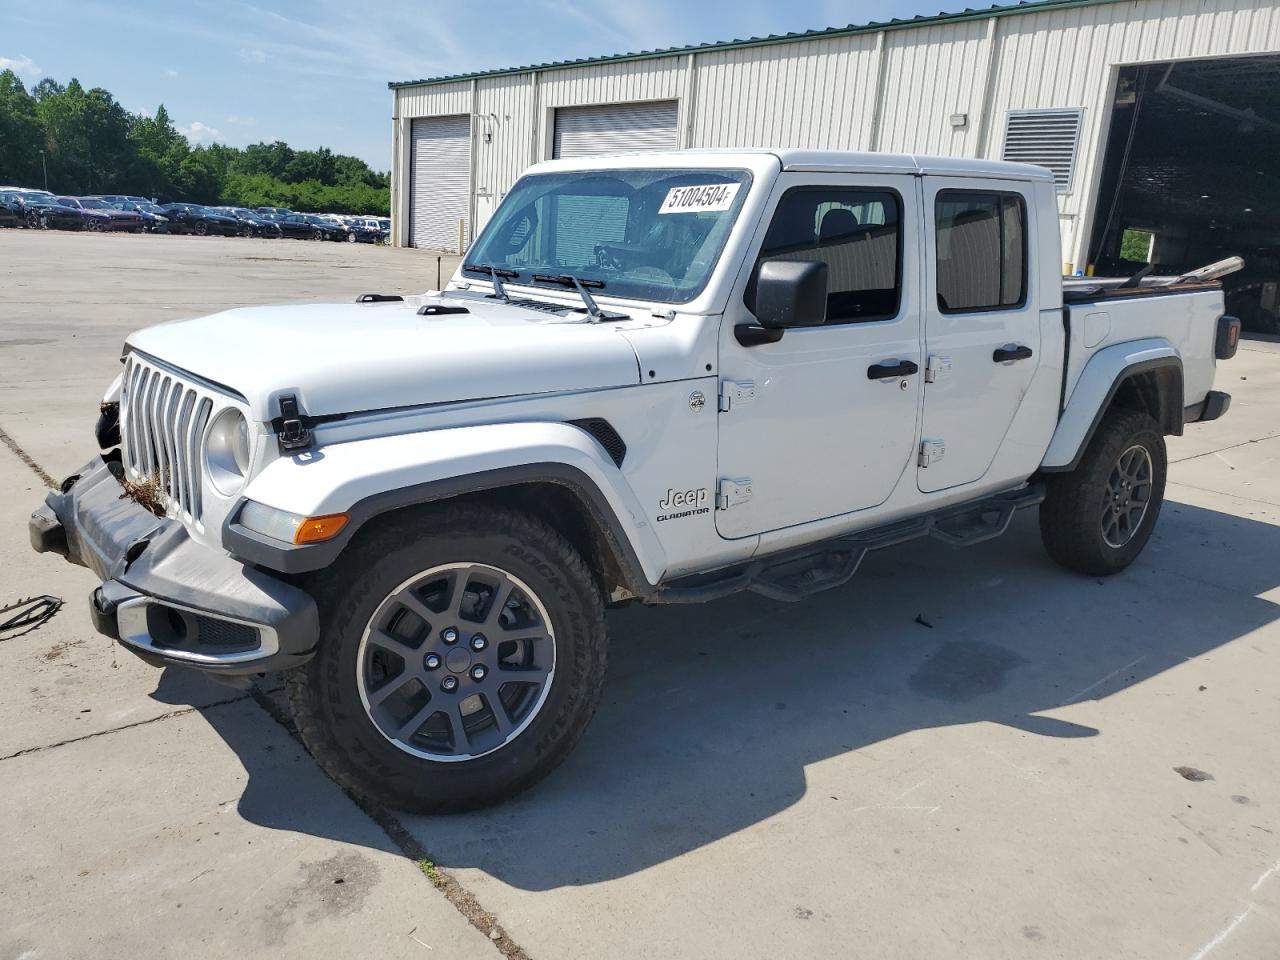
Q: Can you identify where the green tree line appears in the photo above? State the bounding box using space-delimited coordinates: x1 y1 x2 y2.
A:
0 70 389 215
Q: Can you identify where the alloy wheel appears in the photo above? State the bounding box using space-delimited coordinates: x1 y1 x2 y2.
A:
1101 443 1154 548
356 562 556 762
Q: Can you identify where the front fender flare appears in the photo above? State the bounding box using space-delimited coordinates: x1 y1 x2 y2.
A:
225 422 666 588
1040 339 1182 472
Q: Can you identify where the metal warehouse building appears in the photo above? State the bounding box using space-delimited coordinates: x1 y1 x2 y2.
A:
389 0 1280 317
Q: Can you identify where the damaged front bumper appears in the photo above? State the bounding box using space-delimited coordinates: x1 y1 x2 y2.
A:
29 455 319 681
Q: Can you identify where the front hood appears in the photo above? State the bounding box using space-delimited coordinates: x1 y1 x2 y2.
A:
125 293 645 420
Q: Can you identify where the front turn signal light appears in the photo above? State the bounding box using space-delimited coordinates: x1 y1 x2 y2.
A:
294 513 350 544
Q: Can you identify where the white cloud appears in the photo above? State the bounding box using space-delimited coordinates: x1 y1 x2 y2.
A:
179 121 223 144
164 67 179 77
225 114 256 125
0 55 43 81
239 47 267 64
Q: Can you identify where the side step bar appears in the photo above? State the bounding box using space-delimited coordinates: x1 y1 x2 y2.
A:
653 484 1045 605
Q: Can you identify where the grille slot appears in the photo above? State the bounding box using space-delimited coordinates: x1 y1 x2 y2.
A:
120 355 217 521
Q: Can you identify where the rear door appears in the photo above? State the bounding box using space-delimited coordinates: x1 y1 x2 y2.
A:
917 179 1041 493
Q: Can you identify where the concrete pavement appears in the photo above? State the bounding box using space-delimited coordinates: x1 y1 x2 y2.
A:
1 230 1278 959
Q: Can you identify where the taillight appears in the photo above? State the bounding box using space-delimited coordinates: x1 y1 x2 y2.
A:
1215 315 1241 360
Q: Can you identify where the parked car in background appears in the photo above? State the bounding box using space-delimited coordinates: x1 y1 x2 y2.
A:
378 218 391 242
159 203 242 236
3 192 84 230
255 206 293 221
107 200 170 233
0 192 22 227
309 214 349 241
342 217 383 243
95 194 155 205
271 212 317 239
56 196 146 232
275 212 345 241
0 186 53 197
213 207 283 238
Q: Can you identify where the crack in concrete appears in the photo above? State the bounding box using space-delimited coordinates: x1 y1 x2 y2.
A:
1168 480 1280 509
1170 432 1280 465
247 686 534 960
0 423 57 488
0 694 250 762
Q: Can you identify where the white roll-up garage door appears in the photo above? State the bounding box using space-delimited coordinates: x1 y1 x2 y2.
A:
409 115 471 252
553 101 679 158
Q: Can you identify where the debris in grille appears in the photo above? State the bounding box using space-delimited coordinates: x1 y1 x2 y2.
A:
569 418 626 466
120 356 215 520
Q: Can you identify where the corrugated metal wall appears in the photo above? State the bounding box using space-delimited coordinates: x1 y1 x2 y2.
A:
392 0 1280 266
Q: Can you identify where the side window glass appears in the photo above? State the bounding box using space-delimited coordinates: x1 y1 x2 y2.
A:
935 191 1027 312
750 187 902 324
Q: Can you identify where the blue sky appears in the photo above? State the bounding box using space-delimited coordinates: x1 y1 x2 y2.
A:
4 0 964 170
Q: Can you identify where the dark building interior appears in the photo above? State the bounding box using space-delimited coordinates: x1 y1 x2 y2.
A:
1089 54 1280 331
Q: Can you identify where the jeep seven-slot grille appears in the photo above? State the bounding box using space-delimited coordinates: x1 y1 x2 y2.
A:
120 355 214 520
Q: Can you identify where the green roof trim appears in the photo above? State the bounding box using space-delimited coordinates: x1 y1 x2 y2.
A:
388 0 1124 90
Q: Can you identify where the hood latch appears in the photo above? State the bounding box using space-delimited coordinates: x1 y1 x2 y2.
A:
274 395 314 454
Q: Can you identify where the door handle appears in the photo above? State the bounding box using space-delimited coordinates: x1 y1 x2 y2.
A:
867 359 919 379
993 344 1033 362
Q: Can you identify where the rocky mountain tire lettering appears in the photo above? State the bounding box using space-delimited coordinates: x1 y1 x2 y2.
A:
656 487 710 523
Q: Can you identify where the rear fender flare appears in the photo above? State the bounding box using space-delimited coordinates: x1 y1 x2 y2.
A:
1041 339 1182 472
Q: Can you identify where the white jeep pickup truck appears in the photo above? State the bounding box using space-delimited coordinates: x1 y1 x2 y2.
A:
31 149 1241 811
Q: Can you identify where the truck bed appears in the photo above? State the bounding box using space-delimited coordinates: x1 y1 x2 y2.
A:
1060 282 1224 422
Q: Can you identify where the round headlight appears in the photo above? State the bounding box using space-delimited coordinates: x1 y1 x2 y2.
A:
205 408 252 495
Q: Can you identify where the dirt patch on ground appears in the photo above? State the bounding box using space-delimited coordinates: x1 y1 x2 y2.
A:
261 851 380 946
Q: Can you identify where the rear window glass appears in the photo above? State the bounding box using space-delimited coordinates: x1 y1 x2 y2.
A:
935 191 1026 312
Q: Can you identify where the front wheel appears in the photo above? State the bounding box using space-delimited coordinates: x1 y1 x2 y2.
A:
286 503 609 812
1039 408 1167 576
194 220 209 236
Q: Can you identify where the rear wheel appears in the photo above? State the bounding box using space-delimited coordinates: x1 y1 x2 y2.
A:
287 503 609 812
194 220 209 236
1040 408 1167 576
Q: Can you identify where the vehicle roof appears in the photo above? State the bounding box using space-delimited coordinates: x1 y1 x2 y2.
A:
529 148 1053 183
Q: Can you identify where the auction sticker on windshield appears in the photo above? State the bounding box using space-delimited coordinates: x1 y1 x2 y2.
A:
659 183 741 214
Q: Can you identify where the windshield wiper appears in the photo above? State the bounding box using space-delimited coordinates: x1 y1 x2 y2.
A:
462 263 519 301
531 273 624 321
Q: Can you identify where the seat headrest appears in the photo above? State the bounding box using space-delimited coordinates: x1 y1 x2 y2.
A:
818 208 859 242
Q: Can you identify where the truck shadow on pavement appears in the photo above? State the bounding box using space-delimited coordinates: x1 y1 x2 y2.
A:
157 499 1280 891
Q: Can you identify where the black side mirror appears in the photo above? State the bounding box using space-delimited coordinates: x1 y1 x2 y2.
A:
756 260 828 328
737 260 828 346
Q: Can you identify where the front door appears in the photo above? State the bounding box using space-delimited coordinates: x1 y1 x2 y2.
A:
716 173 923 540
917 178 1041 493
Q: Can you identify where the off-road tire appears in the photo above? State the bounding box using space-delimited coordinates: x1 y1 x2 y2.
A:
286 503 609 813
1039 408 1166 576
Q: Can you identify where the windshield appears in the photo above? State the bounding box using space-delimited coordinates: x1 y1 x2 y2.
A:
464 168 752 304
80 198 111 209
